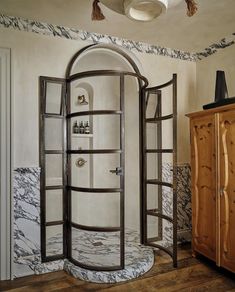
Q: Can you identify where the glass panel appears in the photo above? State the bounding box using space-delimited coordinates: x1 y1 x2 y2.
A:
161 86 173 117
146 91 160 119
46 190 63 222
71 191 120 227
71 228 120 267
147 215 160 240
46 82 63 114
70 115 120 150
147 184 160 211
147 153 173 181
145 87 173 119
45 154 63 186
70 76 120 113
147 153 160 180
146 119 173 150
147 184 173 217
45 118 63 150
46 225 63 257
71 153 120 189
147 217 173 249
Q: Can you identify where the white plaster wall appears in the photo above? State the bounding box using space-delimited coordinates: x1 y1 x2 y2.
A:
195 45 235 111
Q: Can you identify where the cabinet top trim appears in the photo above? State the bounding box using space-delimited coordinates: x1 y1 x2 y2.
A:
186 103 235 118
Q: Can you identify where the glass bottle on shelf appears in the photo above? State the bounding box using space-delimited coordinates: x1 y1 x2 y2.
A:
73 121 79 134
85 121 90 134
79 121 85 134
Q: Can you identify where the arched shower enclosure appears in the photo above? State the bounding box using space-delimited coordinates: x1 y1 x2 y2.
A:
39 44 177 278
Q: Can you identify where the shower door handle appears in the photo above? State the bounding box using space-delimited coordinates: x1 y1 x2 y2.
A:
109 167 123 176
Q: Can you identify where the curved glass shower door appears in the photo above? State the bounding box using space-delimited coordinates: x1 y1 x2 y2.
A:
67 72 125 271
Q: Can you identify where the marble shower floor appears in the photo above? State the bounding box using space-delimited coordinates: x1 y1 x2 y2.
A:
47 229 154 283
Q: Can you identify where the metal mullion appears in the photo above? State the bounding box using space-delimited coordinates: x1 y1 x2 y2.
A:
172 74 178 268
146 211 173 223
66 81 72 260
69 186 122 193
71 222 121 232
67 149 122 154
44 114 64 119
45 220 64 227
142 88 148 245
146 114 173 123
40 77 46 261
67 110 122 119
62 81 68 258
45 185 64 190
157 91 163 241
147 242 173 258
146 179 173 188
69 257 122 272
120 74 125 269
146 149 173 153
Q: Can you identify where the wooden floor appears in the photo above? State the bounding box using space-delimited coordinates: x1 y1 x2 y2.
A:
1 244 235 292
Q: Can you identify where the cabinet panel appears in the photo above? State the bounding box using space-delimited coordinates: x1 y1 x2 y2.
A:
219 111 235 272
190 115 216 261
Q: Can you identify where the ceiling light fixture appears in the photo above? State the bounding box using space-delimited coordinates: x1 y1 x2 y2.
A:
92 0 198 22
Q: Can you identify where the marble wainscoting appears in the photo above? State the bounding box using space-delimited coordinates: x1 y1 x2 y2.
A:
157 163 191 248
13 164 191 279
13 168 64 278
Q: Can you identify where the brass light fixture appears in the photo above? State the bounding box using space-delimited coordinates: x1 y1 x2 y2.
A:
92 0 198 21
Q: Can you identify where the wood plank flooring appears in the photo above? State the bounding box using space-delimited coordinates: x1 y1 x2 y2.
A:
1 244 235 292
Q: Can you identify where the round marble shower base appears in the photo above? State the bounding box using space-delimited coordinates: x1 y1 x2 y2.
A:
64 229 154 283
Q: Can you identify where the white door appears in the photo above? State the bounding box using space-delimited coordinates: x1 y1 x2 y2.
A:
0 48 11 280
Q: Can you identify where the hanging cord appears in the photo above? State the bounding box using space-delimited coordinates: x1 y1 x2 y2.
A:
185 0 198 17
92 0 105 21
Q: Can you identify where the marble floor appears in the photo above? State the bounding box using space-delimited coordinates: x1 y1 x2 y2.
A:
47 229 154 283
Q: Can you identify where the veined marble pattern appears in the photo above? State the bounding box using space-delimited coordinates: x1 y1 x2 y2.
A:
195 34 235 60
13 168 41 259
64 229 154 283
0 14 234 61
0 14 195 61
13 167 65 278
159 163 191 248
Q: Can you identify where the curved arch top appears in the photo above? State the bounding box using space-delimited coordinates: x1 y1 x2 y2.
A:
65 43 143 79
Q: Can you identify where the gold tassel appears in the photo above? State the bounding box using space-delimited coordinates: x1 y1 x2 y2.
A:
92 0 105 21
185 0 198 17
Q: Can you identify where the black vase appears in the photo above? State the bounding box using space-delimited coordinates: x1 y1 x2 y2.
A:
214 70 228 102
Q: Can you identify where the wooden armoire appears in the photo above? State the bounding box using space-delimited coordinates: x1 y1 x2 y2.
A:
187 104 235 273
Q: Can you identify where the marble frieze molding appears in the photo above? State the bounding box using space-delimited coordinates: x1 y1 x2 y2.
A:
0 14 234 62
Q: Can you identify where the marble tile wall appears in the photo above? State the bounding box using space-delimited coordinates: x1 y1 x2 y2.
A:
13 168 64 278
160 163 191 248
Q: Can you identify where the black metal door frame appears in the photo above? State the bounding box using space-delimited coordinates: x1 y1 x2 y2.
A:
40 69 148 271
39 76 67 262
140 74 178 267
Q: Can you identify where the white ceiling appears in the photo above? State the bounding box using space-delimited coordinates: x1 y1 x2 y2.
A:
0 0 234 52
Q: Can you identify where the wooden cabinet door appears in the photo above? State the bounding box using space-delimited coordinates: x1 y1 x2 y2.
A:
190 115 216 261
218 110 235 273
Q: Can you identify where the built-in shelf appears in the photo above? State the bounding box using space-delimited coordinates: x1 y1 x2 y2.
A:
72 134 93 138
